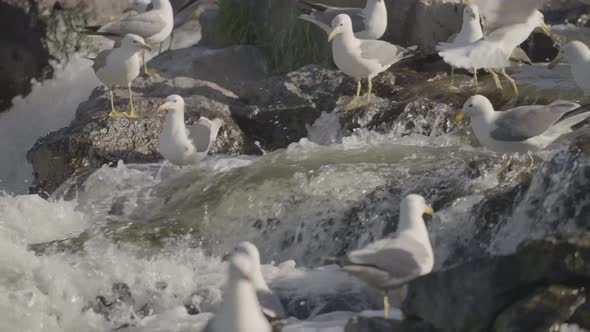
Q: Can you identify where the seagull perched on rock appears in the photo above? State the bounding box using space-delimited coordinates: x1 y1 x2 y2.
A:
328 14 417 108
223 242 287 321
298 0 387 40
457 95 590 153
204 250 272 332
92 34 152 118
81 0 174 76
157 95 223 166
437 0 550 95
328 194 434 319
548 41 590 96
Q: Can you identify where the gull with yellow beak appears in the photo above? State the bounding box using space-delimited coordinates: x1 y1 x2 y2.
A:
548 41 590 96
158 95 224 166
328 14 417 108
327 194 434 319
92 34 152 118
437 0 550 95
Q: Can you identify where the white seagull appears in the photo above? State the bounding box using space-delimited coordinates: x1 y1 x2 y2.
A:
205 252 272 332
548 41 590 96
298 0 387 40
223 242 287 320
457 95 590 153
92 34 152 118
157 95 224 166
437 0 549 95
328 14 417 104
330 194 434 319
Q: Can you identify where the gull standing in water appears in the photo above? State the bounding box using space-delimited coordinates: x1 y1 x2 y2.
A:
548 41 590 96
457 95 590 153
205 251 272 332
329 194 434 319
298 0 387 40
437 0 550 95
328 14 417 107
81 0 174 76
92 34 152 118
157 95 224 166
438 3 483 89
223 242 287 320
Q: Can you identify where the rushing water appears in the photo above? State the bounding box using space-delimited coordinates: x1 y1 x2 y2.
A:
0 59 588 331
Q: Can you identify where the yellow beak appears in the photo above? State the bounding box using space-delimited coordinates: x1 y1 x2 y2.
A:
142 44 153 52
463 0 471 3
328 30 338 42
424 206 434 217
541 23 551 36
547 55 562 70
221 253 232 262
158 103 170 112
455 113 465 123
471 13 477 20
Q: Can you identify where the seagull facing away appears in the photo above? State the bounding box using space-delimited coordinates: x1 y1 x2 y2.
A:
223 242 287 321
298 0 387 40
330 194 434 319
440 3 483 88
92 34 152 118
437 0 549 95
328 14 417 104
457 95 590 153
157 95 224 166
548 41 590 96
205 252 272 332
81 0 174 76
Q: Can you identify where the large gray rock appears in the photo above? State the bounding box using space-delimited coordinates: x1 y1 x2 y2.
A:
344 316 437 332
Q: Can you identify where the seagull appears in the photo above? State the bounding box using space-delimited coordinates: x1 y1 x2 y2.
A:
328 14 417 106
439 3 483 88
437 0 550 95
157 95 223 166
298 0 387 40
223 242 287 321
457 95 590 153
205 251 272 332
123 0 152 15
168 0 219 50
92 34 152 118
81 0 174 76
548 41 590 96
329 194 434 319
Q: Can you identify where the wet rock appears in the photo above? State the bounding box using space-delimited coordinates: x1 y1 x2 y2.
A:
403 237 590 332
283 292 377 320
493 285 586 332
27 76 258 195
344 316 437 332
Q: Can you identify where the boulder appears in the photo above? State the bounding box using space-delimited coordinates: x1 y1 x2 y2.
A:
403 237 590 332
344 316 437 332
27 76 258 195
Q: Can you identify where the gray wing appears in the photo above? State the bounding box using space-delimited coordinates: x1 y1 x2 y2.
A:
92 50 111 73
472 0 544 34
359 41 416 67
99 11 167 39
490 101 581 142
188 122 213 152
257 289 287 320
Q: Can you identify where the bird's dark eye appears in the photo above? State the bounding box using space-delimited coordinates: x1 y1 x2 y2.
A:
340 23 343 26
469 104 473 107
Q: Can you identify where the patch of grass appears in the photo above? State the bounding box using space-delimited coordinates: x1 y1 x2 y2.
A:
215 0 325 73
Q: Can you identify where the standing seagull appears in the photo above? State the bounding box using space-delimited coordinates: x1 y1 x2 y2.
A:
223 242 287 320
205 252 272 332
81 0 174 76
92 34 152 118
328 14 416 105
298 0 387 40
329 194 434 319
548 41 590 96
437 0 549 95
157 95 224 166
457 95 590 153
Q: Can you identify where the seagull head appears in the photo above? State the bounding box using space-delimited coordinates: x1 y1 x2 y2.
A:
158 94 185 114
456 94 492 123
328 14 352 42
228 250 255 282
548 41 589 69
223 241 261 265
463 4 479 21
121 34 152 52
401 194 434 222
124 0 151 13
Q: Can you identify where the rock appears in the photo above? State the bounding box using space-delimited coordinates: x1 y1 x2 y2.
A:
403 237 590 332
284 292 377 320
27 76 258 195
344 316 437 332
493 285 586 332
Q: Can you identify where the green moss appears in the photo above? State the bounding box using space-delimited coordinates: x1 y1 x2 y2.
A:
215 0 325 73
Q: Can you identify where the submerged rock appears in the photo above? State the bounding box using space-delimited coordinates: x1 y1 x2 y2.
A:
344 316 437 332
